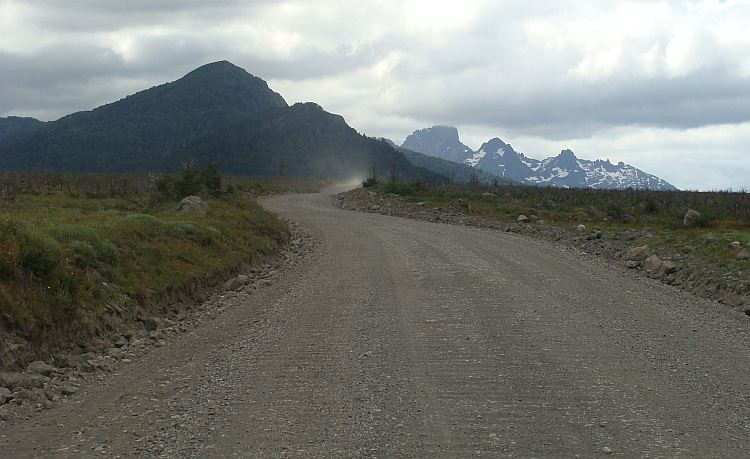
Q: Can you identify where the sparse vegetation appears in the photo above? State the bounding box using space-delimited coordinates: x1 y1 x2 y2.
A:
367 182 750 231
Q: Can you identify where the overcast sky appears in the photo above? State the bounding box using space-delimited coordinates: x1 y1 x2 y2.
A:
1 0 749 190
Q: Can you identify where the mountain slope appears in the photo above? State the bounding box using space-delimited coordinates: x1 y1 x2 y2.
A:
167 103 447 183
402 126 677 190
397 147 517 186
0 61 288 172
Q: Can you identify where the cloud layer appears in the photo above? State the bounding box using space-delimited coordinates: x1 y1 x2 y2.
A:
1 0 749 190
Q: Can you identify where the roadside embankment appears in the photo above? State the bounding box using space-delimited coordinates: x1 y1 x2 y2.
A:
335 188 750 314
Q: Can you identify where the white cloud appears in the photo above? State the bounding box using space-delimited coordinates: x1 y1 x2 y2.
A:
0 0 748 190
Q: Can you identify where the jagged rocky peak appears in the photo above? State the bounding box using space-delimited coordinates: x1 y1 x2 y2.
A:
480 138 511 154
549 149 580 170
401 125 473 163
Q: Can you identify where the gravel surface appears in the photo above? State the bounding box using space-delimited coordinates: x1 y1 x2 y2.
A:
2 184 749 458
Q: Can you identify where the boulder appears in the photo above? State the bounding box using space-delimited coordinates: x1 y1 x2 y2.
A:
142 316 162 332
626 245 650 262
453 198 471 209
26 361 55 376
0 372 45 390
683 209 700 227
737 249 750 261
620 231 637 241
224 276 248 291
175 195 209 216
588 206 605 218
729 241 742 250
643 255 662 272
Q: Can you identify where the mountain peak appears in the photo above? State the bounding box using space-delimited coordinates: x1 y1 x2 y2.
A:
401 125 472 163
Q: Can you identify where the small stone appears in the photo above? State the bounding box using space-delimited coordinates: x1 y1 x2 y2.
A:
517 214 530 223
729 241 742 250
603 446 613 454
737 249 749 261
575 224 586 232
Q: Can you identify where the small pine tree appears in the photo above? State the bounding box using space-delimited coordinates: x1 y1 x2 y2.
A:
200 162 222 196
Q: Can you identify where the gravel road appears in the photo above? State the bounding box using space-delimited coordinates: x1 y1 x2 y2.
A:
3 185 749 458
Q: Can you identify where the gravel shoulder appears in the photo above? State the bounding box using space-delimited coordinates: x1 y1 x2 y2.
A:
2 185 749 458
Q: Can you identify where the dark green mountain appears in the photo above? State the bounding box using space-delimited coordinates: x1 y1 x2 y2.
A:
0 116 45 139
167 102 446 183
0 61 287 172
397 146 518 186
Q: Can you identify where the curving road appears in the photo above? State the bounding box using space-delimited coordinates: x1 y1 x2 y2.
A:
3 185 749 458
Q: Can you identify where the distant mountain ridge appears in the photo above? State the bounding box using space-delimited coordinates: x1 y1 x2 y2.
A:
0 116 45 139
401 126 677 190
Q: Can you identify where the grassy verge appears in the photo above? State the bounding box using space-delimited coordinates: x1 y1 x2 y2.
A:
0 172 326 366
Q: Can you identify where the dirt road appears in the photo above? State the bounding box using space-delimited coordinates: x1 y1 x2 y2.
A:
3 186 749 457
